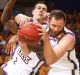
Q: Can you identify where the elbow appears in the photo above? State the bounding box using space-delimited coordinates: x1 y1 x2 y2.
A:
46 61 56 66
1 17 4 24
1 14 9 24
46 61 53 65
45 57 58 65
1 17 6 24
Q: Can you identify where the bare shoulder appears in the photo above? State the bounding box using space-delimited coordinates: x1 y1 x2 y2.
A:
63 33 75 42
59 33 75 51
57 33 76 50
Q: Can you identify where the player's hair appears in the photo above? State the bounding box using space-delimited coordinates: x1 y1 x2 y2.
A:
49 10 66 22
33 1 47 10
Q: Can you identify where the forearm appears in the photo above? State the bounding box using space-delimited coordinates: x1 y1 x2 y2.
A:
15 14 29 24
1 0 16 24
5 20 18 34
43 33 57 65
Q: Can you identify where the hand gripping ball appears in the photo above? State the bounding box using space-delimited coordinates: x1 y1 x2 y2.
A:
18 22 41 44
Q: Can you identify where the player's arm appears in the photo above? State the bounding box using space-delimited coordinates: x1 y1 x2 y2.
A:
6 35 18 54
15 14 30 27
1 0 18 34
37 24 75 65
43 33 75 65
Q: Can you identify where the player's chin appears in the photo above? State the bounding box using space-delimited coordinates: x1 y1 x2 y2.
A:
36 16 43 20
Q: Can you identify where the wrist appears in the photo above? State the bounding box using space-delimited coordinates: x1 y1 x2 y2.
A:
43 32 49 42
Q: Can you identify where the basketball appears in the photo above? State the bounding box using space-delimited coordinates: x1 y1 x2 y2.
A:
18 22 41 44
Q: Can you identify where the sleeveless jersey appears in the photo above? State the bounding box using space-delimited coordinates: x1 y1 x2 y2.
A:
2 44 44 75
48 27 79 75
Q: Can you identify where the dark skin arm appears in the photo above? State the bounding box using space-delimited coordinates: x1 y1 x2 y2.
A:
1 0 18 34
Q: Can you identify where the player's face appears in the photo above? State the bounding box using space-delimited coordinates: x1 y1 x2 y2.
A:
32 4 47 20
49 17 65 36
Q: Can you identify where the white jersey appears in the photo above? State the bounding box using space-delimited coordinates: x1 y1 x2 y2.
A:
48 27 79 75
2 44 44 75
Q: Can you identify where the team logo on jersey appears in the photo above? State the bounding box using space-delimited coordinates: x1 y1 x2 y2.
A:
17 50 31 64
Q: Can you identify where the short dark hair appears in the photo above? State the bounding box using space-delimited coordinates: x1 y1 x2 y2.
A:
49 10 66 22
33 1 47 9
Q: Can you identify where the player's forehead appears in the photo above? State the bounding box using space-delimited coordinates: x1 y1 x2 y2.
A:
35 4 47 9
50 17 65 27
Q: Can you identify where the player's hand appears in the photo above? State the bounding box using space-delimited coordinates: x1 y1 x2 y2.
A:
43 13 49 24
15 14 30 28
36 23 47 40
6 35 18 55
6 41 16 55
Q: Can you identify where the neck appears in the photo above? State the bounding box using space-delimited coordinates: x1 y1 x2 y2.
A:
19 41 30 56
21 46 30 55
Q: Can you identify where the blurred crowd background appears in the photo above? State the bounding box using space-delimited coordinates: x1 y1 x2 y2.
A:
0 0 80 67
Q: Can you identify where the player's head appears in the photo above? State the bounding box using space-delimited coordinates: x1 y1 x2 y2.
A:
32 1 47 20
49 10 66 36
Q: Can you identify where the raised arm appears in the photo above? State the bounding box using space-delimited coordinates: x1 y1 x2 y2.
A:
1 0 18 34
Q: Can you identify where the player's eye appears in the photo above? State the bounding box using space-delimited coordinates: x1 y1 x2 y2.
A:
43 8 47 11
37 6 41 10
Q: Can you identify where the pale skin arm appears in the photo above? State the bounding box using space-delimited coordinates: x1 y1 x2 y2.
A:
43 33 75 65
15 14 30 27
37 24 75 65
